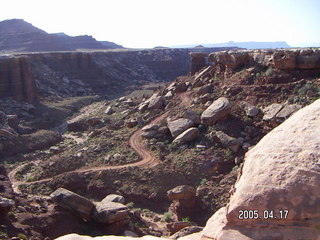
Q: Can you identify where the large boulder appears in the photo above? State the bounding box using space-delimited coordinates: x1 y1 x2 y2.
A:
167 118 194 138
92 201 129 224
50 188 95 221
173 127 199 146
240 102 260 117
201 99 320 239
201 97 233 125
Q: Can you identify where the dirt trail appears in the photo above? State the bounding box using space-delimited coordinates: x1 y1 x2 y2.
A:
8 91 193 194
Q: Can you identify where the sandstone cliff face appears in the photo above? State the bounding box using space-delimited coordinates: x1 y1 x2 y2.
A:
200 99 320 240
0 56 37 102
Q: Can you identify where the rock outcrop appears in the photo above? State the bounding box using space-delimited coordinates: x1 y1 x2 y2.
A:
207 49 320 72
167 185 196 221
190 52 208 75
200 99 320 239
50 188 95 221
51 188 129 231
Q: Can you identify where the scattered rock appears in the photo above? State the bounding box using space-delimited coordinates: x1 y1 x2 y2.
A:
201 97 233 125
105 106 115 115
164 91 174 99
138 102 149 112
148 95 164 110
196 84 213 95
240 102 260 117
215 131 242 153
49 146 64 154
276 104 302 120
182 110 201 124
173 127 199 146
141 130 157 139
198 94 211 104
262 103 283 121
126 119 138 128
174 82 188 93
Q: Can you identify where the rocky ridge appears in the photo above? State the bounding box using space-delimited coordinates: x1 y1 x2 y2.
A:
0 19 122 52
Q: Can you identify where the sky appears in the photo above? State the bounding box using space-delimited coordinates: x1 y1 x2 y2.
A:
0 0 319 48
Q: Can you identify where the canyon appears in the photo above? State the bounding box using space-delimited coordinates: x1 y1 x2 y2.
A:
0 48 319 240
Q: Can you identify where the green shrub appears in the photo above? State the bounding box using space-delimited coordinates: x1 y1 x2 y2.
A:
297 82 319 97
162 212 172 222
126 202 134 208
17 233 28 240
142 208 154 217
200 178 207 186
182 216 191 222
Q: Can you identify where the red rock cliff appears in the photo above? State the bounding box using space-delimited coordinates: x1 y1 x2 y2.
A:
0 56 38 102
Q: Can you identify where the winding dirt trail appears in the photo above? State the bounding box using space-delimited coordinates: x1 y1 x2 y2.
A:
8 91 192 194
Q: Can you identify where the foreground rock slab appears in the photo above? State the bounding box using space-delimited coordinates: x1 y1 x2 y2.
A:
55 234 166 240
201 99 320 240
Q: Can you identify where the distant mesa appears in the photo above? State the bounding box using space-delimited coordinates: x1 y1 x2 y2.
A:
0 19 123 52
173 41 291 49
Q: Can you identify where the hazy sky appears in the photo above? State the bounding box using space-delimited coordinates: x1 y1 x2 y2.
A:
1 0 319 48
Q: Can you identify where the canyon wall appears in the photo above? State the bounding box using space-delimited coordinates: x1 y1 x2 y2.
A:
0 47 233 101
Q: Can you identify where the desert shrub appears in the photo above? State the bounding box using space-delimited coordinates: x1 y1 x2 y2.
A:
200 178 208 186
17 233 28 240
126 202 134 208
142 208 154 217
297 82 319 97
182 216 191 222
0 232 8 239
162 212 172 222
